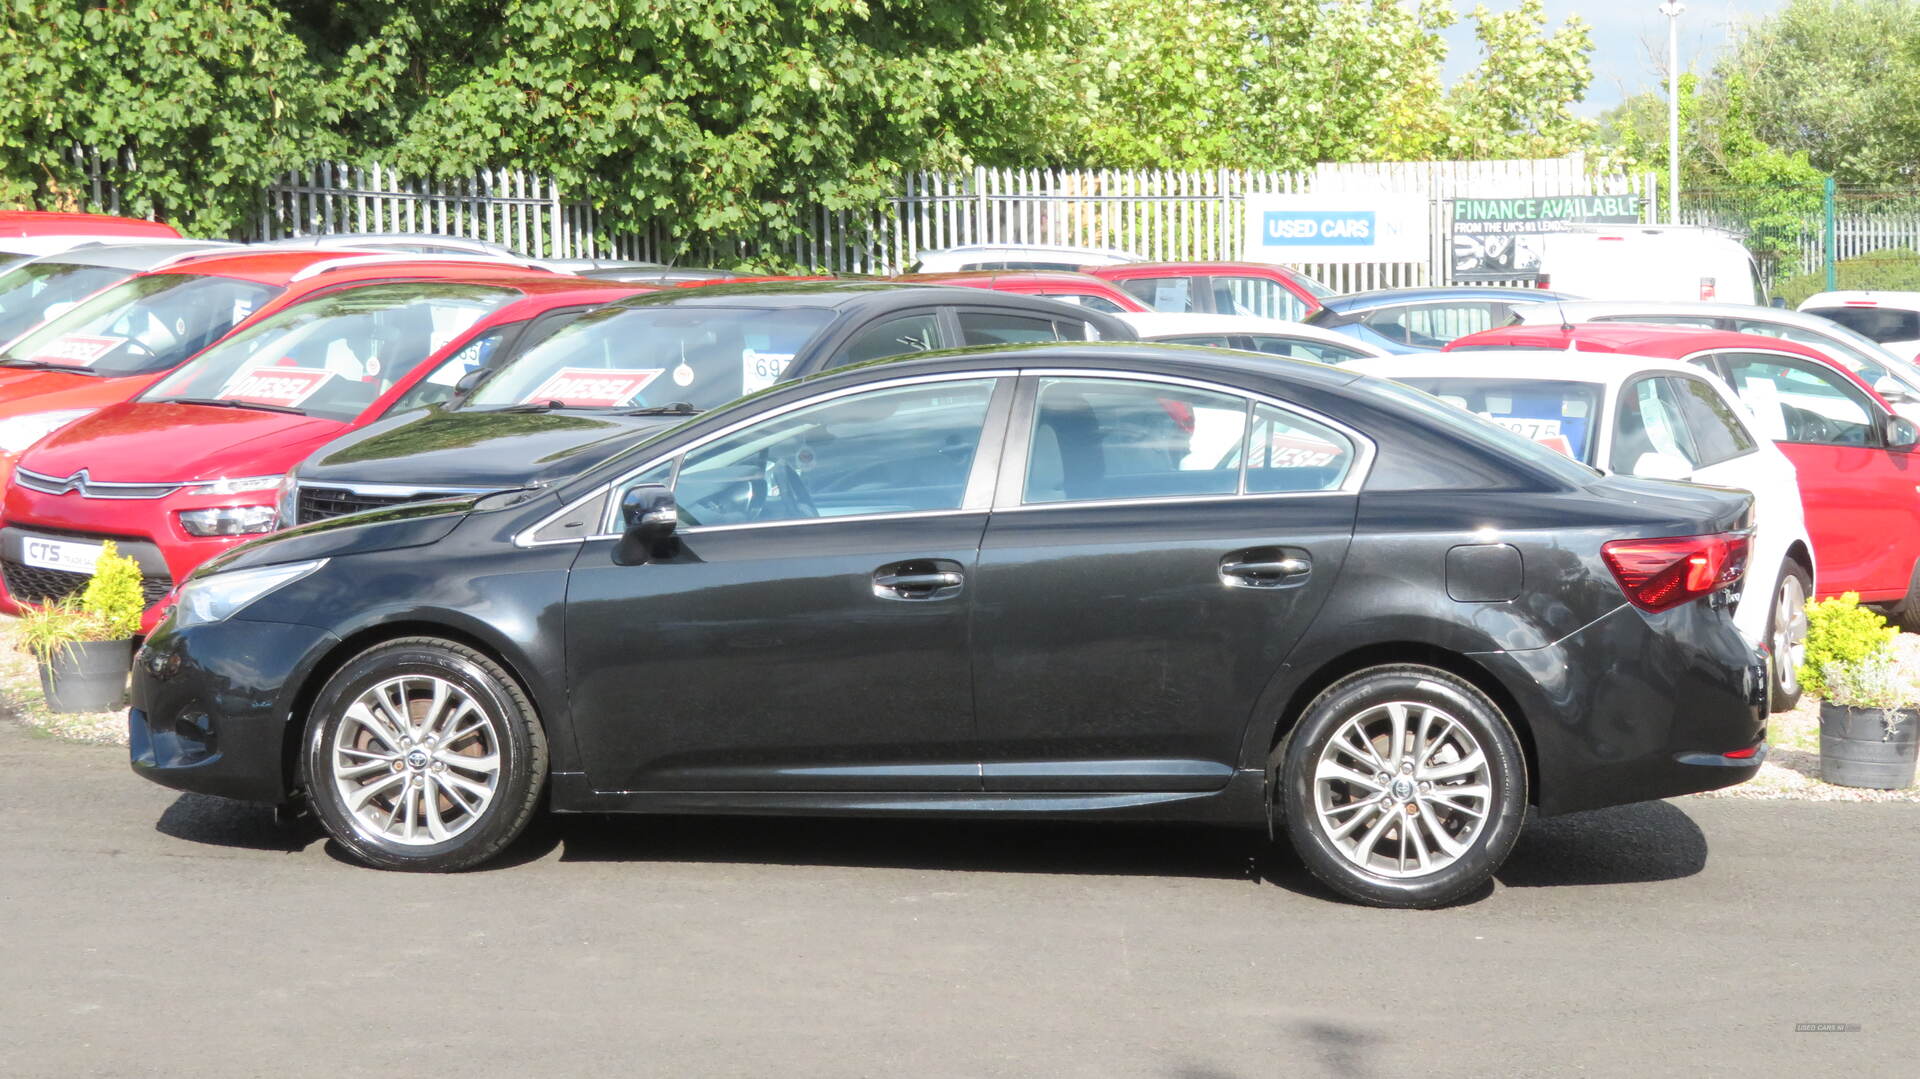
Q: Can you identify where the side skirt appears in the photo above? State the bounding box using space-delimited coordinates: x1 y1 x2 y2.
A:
546 768 1269 826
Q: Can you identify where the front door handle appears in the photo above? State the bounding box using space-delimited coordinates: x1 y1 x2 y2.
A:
1220 551 1311 589
873 560 966 601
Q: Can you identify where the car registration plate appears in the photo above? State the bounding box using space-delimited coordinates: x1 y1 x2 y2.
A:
21 537 104 574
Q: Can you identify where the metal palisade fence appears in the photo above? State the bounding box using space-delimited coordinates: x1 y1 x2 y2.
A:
70 150 1657 282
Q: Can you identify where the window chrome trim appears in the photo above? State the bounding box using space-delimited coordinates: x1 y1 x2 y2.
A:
998 367 1375 509
513 369 1020 547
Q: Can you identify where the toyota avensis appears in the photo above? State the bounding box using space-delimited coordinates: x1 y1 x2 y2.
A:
129 342 1768 908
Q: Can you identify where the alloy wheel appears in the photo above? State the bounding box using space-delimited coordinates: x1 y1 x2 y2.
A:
1313 700 1492 879
328 674 502 846
1773 573 1809 698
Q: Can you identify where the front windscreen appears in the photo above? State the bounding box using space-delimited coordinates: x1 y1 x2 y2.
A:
1388 377 1605 464
0 273 280 376
0 262 129 345
464 304 836 412
143 282 513 422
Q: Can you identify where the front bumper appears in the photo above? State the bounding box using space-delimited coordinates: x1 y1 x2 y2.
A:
129 616 341 804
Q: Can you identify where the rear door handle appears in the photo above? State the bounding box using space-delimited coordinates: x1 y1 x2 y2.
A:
1220 553 1311 588
873 560 966 601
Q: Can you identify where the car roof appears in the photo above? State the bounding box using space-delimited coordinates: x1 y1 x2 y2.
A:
831 339 1365 393
1451 322 1838 362
606 279 1096 312
893 270 1123 289
1350 349 1704 387
916 243 1145 259
1092 260 1300 276
1510 299 1840 328
24 240 239 272
1320 286 1578 311
0 210 180 238
1119 311 1336 337
140 250 546 286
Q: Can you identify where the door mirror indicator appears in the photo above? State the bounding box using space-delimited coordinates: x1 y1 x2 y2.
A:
1629 452 1694 482
618 484 679 563
1887 416 1920 451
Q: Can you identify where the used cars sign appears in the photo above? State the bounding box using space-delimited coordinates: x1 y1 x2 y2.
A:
1242 193 1429 263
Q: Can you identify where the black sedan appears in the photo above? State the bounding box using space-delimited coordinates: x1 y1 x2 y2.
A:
130 342 1767 907
278 282 1129 525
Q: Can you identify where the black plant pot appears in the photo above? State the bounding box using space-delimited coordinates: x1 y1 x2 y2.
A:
37 639 132 714
1819 702 1920 790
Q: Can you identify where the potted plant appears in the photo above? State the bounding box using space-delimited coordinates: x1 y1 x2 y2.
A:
13 541 144 713
1799 592 1920 789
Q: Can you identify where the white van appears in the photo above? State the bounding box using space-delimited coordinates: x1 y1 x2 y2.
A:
1797 291 1920 363
1528 225 1763 306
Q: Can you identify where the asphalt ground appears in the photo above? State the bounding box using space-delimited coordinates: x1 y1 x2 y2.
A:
1 718 1913 1078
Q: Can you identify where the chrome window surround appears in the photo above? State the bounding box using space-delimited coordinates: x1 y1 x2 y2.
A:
513 367 1375 547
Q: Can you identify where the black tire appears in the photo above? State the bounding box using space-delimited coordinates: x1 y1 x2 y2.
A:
302 637 547 871
1277 664 1527 909
1892 560 1920 632
1765 562 1812 713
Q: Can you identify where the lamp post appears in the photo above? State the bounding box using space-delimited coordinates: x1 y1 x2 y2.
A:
1660 1 1685 225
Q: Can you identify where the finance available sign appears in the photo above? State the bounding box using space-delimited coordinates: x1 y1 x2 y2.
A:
1243 193 1429 264
1450 193 1642 279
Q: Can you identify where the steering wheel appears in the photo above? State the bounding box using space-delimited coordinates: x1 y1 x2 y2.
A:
770 460 819 518
1787 406 1839 443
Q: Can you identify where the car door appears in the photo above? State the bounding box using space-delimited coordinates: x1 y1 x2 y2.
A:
968 372 1363 791
563 371 1014 792
1696 349 1920 599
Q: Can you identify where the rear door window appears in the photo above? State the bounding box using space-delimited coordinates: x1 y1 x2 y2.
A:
827 311 946 369
957 311 1060 346
1207 275 1307 321
1023 377 1247 503
1117 277 1196 313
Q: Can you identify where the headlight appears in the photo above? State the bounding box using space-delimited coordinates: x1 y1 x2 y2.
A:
173 559 327 629
0 409 92 454
178 505 279 537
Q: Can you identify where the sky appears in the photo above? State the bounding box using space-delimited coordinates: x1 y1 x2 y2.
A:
1439 0 1792 116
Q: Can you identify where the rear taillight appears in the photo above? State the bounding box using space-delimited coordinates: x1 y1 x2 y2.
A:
1601 532 1750 613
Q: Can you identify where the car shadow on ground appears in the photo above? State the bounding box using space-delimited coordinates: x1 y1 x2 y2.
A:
154 794 1709 900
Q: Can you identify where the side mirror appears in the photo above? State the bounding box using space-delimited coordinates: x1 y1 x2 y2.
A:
616 484 679 564
621 484 678 540
1629 451 1694 482
1887 416 1920 451
1875 376 1915 404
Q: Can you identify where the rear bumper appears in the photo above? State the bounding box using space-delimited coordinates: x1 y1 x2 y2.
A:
1477 603 1768 815
129 617 340 804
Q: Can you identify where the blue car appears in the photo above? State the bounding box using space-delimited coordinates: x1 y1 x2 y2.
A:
1305 286 1583 354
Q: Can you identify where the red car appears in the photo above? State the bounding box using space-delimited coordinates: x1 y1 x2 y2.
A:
0 211 182 265
0 268 649 627
1449 322 1920 615
891 270 1149 314
0 249 544 487
1086 261 1334 321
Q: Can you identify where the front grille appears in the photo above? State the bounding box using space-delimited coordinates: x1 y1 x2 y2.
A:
296 486 436 524
2 558 173 608
13 468 182 500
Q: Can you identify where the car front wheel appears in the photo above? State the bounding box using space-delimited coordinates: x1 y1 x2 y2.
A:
1278 664 1527 909
303 637 547 871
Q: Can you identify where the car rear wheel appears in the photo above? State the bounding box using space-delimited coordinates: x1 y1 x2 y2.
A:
303 637 546 871
1767 563 1811 712
1278 664 1527 909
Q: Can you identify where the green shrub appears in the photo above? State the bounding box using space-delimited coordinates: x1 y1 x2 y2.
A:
12 597 108 664
1800 592 1898 699
79 541 144 640
1777 248 1920 308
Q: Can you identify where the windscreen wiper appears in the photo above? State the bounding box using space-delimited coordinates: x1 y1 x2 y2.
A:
164 396 307 415
622 402 701 416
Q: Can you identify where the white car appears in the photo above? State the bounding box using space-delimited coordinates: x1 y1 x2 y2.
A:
1351 350 1815 711
1117 312 1391 364
1797 291 1920 364
907 244 1145 273
1507 299 1920 422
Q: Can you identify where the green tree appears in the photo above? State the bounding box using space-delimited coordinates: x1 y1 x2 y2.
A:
0 0 344 234
1437 0 1595 160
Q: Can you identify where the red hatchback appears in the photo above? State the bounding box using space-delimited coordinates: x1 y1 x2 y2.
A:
1086 261 1334 321
1450 322 1920 614
891 270 1149 314
1 268 648 627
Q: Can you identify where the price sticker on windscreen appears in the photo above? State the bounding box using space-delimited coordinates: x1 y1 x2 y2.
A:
742 350 793 394
523 367 662 408
27 335 123 367
220 367 333 409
